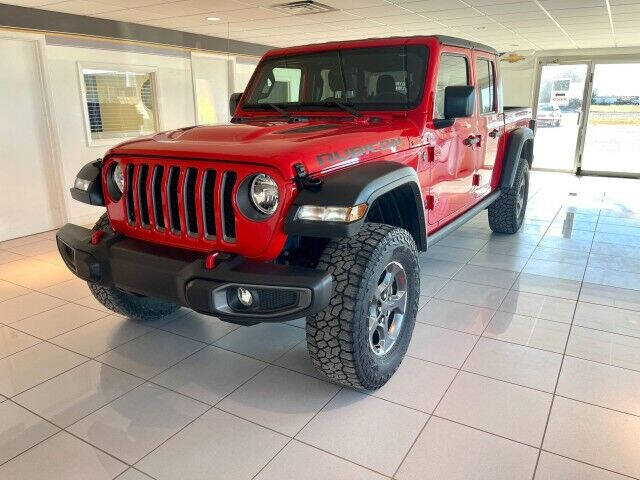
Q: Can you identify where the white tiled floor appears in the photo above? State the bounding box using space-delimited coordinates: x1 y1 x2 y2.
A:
1 172 640 479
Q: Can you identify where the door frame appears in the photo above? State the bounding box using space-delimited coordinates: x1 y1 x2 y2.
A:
0 31 67 236
532 54 640 178
531 58 592 174
577 57 640 179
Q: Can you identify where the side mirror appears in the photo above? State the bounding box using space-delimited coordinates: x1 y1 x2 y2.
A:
229 92 243 117
433 85 475 129
444 85 475 119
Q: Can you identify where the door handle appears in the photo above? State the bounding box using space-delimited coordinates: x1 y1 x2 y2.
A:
489 129 501 138
463 135 480 146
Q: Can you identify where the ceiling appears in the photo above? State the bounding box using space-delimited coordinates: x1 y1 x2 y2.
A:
7 0 640 52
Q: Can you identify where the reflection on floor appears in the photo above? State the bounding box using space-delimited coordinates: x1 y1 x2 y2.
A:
1 171 640 479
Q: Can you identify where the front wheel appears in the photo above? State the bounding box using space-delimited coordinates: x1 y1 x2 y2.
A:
306 223 420 390
488 157 530 234
88 213 180 320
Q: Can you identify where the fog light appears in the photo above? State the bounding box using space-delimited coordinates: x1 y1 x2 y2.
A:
237 287 253 307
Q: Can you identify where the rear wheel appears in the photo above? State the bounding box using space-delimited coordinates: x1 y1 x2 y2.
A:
306 223 420 390
488 157 530 234
88 213 180 320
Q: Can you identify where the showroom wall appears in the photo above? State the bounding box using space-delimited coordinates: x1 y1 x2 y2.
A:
0 29 259 241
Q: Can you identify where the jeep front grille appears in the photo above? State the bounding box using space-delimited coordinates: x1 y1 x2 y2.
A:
123 161 237 243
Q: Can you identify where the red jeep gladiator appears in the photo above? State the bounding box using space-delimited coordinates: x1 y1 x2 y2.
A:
57 35 534 390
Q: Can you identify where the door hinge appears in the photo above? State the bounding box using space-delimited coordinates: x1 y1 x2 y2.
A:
425 195 435 210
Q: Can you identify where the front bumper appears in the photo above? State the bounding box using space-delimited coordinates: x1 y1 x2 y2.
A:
56 223 332 324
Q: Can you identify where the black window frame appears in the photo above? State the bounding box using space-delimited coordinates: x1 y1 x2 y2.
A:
475 57 497 115
241 45 430 112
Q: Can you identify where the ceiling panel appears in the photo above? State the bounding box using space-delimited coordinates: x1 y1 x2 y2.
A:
401 0 467 12
344 5 404 18
4 0 640 51
547 7 608 18
477 2 541 15
539 0 605 7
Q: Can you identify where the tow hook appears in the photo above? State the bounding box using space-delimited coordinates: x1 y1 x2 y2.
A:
294 163 322 192
90 230 105 245
205 252 219 270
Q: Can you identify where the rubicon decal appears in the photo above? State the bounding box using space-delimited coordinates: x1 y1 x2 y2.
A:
316 138 404 165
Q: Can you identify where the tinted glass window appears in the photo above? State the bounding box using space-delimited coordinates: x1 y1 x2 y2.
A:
476 58 495 114
434 54 469 119
243 46 429 111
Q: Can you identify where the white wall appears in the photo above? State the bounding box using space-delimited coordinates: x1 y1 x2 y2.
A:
0 30 262 239
501 58 537 107
191 52 231 125
0 34 64 241
233 58 259 92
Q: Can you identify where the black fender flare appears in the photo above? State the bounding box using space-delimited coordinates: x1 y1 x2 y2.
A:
500 128 534 189
70 159 104 206
284 161 427 251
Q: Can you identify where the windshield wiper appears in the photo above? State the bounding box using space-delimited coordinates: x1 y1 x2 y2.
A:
325 101 361 117
298 101 361 117
266 103 290 117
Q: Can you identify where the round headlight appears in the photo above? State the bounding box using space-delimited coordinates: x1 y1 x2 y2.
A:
249 174 279 215
112 163 125 193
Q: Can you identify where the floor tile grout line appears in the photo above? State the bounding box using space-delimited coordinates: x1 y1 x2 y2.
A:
5 358 94 402
0 398 62 468
0 398 140 473
530 192 602 480
9 308 113 343
391 220 527 479
249 385 346 480
130 359 275 472
1 314 157 364
6 323 208 402
538 449 640 480
465 199 564 479
8 321 303 414
290 437 395 479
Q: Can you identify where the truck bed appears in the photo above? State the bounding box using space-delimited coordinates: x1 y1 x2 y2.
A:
504 106 533 131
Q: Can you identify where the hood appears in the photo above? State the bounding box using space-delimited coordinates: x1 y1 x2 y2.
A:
107 117 417 179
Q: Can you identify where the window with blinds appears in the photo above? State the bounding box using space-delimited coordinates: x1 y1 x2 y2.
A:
82 68 157 141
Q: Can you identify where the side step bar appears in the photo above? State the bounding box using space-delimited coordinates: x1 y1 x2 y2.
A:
427 190 501 247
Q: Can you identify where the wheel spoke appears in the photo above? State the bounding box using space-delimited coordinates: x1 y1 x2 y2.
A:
368 307 378 334
368 260 408 357
386 291 406 313
376 271 393 299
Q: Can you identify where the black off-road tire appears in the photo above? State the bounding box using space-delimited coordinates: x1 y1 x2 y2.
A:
87 213 180 320
306 223 420 390
488 158 530 234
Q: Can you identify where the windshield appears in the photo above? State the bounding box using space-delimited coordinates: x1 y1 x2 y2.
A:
242 45 429 112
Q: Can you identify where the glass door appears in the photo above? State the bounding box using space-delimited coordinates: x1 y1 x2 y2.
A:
532 63 589 171
580 63 640 176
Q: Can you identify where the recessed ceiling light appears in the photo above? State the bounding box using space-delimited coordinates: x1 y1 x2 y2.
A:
206 16 220 21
